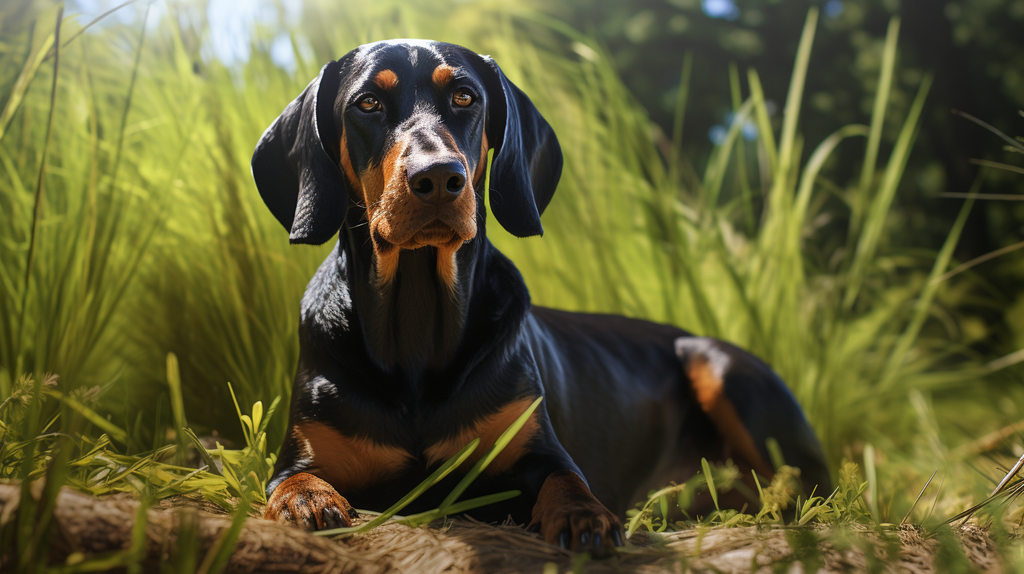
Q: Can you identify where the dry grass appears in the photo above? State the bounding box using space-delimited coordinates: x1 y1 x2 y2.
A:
2 484 1001 573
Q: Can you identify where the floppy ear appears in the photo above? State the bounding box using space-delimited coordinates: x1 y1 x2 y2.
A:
476 57 563 238
251 60 348 245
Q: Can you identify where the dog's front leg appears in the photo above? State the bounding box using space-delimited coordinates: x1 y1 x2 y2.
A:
528 468 624 556
263 472 357 530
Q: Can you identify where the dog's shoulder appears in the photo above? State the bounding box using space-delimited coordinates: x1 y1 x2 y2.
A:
299 243 353 343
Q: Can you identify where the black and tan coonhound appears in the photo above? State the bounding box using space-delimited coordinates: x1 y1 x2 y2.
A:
252 40 830 556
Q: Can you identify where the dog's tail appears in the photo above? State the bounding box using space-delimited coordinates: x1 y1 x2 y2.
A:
674 336 832 499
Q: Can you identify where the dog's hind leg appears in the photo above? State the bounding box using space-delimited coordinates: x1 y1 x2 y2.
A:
674 337 832 501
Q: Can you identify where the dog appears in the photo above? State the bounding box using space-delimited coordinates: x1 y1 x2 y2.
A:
252 40 831 556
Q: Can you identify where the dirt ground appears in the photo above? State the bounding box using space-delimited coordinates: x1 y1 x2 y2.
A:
0 484 1003 573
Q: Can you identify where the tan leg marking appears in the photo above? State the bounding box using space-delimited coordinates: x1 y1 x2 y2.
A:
424 397 540 474
293 421 412 494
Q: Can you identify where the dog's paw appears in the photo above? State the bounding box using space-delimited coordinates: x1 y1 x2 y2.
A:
264 472 357 530
529 470 624 557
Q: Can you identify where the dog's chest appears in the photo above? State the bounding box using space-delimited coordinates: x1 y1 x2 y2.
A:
294 397 540 495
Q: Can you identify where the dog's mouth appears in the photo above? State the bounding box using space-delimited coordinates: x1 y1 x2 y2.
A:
370 212 474 289
405 220 458 248
373 219 464 252
371 215 471 250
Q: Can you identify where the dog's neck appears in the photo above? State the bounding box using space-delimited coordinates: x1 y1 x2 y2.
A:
342 220 482 376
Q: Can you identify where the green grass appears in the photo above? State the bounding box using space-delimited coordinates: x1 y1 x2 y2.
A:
2 0 1024 570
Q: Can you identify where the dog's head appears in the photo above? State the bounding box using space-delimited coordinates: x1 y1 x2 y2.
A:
252 40 562 286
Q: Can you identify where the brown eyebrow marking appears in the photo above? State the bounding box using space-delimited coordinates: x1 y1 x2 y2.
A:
432 65 457 87
373 69 399 90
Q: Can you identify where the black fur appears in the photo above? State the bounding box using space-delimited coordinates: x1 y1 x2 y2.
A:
252 40 831 527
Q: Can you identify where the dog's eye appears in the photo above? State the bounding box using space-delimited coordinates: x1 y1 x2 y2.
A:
358 96 381 112
452 90 473 107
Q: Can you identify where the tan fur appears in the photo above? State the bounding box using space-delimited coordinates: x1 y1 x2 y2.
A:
338 129 362 198
263 472 355 529
431 65 457 87
359 128 477 288
435 237 462 292
473 132 489 186
373 69 399 90
687 360 775 478
293 421 412 494
424 397 541 475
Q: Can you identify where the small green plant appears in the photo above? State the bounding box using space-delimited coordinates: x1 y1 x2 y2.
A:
626 457 875 538
0 367 543 570
182 384 280 508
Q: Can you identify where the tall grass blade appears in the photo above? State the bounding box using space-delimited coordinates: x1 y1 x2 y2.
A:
17 6 63 376
931 238 1024 284
440 396 543 509
669 52 693 182
126 495 152 573
46 0 141 59
879 172 979 389
966 159 1024 176
0 24 55 143
54 390 129 444
851 18 900 240
989 453 1024 498
183 427 223 477
788 124 870 278
728 62 755 233
197 496 250 574
747 69 777 173
166 353 188 461
396 490 521 526
844 73 933 310
902 469 937 525
316 439 480 536
775 7 817 179
953 109 1024 152
106 1 149 188
864 443 879 523
701 458 719 511
703 99 754 211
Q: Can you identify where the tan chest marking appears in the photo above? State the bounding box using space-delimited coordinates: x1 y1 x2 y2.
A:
293 421 412 494
424 397 541 474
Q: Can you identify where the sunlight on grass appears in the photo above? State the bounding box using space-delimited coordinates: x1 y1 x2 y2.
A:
1 0 1023 570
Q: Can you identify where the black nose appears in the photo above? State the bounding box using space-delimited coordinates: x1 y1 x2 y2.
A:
408 160 466 205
